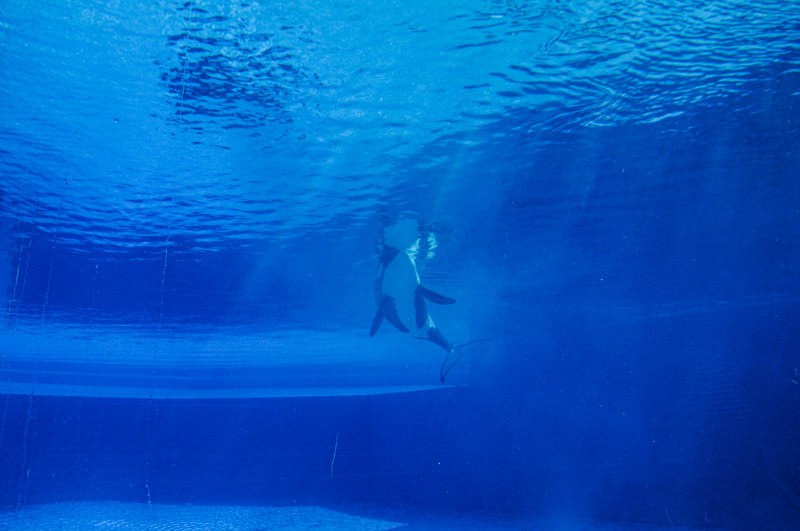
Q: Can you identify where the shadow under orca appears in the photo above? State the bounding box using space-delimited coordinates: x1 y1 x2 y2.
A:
370 240 489 382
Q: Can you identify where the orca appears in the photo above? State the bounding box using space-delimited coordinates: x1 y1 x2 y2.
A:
370 223 483 382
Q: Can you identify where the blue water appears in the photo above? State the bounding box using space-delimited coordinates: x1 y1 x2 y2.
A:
1 0 799 528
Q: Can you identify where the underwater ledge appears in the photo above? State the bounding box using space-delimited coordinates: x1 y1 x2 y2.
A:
2 381 459 399
0 500 739 530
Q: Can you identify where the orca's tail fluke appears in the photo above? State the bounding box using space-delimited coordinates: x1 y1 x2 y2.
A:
439 348 463 383
439 338 492 383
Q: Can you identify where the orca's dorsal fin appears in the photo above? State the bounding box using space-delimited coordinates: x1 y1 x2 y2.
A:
370 295 409 337
418 285 456 305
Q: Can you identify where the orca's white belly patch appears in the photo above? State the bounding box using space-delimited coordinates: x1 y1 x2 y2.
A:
380 252 420 331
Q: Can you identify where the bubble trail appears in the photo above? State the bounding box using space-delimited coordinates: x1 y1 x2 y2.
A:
144 0 194 520
330 432 340 477
1 191 38 454
16 177 67 516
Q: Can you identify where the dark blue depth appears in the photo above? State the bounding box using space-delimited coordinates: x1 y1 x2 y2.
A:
1 1 799 529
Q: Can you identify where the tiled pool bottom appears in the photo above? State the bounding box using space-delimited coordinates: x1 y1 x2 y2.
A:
0 501 724 530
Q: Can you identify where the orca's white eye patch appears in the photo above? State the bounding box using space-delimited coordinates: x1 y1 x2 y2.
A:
407 239 420 260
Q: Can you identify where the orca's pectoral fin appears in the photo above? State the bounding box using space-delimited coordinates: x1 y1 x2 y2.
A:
418 285 456 305
369 308 384 337
414 287 428 329
386 309 409 333
371 296 409 335
439 338 492 382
